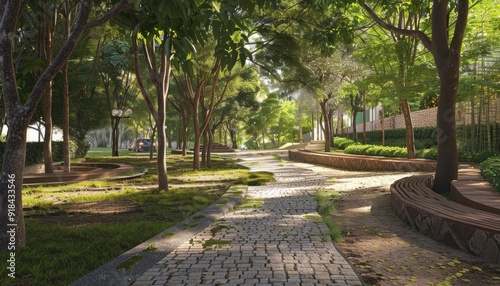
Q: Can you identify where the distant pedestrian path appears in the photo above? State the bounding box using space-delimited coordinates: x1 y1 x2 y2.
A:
132 152 362 285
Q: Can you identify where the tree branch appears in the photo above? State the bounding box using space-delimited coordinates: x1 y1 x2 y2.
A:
450 0 469 54
24 0 92 118
85 0 133 30
0 0 23 115
362 3 432 52
132 28 158 122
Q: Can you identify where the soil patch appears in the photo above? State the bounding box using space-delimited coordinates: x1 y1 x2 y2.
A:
25 200 144 227
315 168 500 285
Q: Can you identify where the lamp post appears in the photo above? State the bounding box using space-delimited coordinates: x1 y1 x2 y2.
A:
111 108 132 156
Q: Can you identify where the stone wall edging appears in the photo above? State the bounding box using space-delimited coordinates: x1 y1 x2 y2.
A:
288 149 436 172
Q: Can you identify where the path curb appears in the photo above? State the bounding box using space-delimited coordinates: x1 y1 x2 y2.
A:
70 184 248 286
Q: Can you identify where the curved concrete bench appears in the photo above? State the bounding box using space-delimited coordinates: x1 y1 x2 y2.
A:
451 168 500 215
391 174 500 264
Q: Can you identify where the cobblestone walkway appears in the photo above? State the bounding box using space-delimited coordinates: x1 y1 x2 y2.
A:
132 154 362 286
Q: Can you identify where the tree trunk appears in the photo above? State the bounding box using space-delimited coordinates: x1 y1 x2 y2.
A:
62 1 72 172
262 130 266 149
337 107 343 136
352 114 358 142
182 115 189 156
63 61 71 172
320 100 331 152
201 130 208 169
298 104 303 144
40 1 55 174
149 126 156 160
0 120 28 250
156 63 170 191
381 106 385 146
111 118 119 156
42 87 54 173
193 97 202 170
401 99 416 158
433 70 459 193
229 122 237 149
362 91 367 145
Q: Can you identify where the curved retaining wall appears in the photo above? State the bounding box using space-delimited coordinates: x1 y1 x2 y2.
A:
23 162 135 185
288 149 436 172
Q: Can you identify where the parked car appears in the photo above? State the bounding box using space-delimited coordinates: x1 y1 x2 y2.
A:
130 139 156 152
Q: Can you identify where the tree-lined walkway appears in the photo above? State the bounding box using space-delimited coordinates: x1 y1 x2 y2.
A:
132 153 362 285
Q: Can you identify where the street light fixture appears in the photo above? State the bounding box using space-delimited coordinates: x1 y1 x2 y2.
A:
112 108 132 118
111 108 132 156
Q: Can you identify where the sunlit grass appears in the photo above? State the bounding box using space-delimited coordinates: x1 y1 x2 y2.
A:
3 148 253 285
314 189 342 242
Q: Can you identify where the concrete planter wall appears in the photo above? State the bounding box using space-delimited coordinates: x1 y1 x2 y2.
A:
288 149 436 173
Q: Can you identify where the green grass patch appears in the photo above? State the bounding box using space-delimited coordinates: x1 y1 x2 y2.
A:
272 154 286 163
210 225 234 236
162 232 175 239
143 243 157 252
236 197 264 209
314 189 342 242
304 214 324 222
234 171 275 186
6 150 253 285
191 214 206 220
0 220 171 286
202 239 231 250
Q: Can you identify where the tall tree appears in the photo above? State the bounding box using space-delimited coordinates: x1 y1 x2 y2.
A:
99 39 136 156
0 0 131 250
125 0 274 187
363 0 470 193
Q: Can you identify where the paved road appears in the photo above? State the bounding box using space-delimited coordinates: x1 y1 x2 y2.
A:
132 153 363 286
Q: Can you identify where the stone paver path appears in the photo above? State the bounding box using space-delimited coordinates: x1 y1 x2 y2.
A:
132 154 362 286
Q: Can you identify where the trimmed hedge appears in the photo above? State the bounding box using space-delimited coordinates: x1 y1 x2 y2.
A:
415 148 498 163
352 126 437 142
333 137 359 150
480 156 500 192
0 141 87 167
344 144 408 158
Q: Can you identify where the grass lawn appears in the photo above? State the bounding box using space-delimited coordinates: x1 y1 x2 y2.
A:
0 148 261 286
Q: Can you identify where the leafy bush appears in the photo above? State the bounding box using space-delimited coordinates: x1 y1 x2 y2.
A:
480 156 500 192
416 148 438 160
333 137 359 150
353 126 437 142
0 142 50 166
344 144 408 158
458 150 498 163
0 141 85 166
73 140 91 158
415 148 497 163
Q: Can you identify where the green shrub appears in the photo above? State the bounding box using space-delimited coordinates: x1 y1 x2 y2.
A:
73 140 91 158
417 148 438 160
416 148 497 163
344 144 408 158
0 141 84 166
333 137 359 150
458 150 498 163
480 156 500 192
